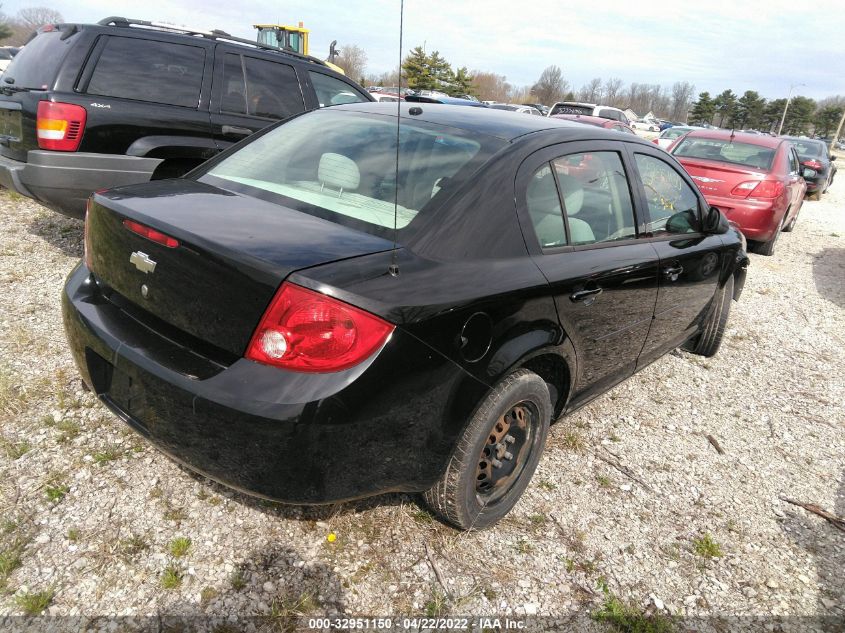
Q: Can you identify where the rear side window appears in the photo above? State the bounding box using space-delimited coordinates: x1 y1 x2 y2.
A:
526 165 566 248
86 37 205 107
598 108 622 121
243 57 305 119
2 30 75 90
309 72 367 107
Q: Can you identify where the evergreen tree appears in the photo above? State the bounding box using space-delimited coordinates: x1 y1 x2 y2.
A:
689 92 715 125
713 89 737 127
734 91 766 130
815 105 844 138
448 67 474 97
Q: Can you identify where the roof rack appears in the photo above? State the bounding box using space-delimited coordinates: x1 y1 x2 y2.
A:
96 16 328 67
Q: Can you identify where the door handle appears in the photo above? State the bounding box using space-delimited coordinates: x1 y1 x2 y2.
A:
222 125 253 137
663 265 684 281
569 287 603 302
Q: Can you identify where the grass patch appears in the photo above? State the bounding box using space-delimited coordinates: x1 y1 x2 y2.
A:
424 587 448 617
560 429 586 451
528 513 547 527
410 509 435 525
596 475 611 488
200 586 218 604
15 588 54 615
593 592 674 633
538 479 557 491
692 533 722 559
269 592 320 619
56 420 81 443
162 505 188 522
66 528 80 542
168 537 192 558
1 438 31 460
514 538 535 554
230 569 246 590
160 564 182 589
93 446 122 465
119 534 149 559
45 481 69 503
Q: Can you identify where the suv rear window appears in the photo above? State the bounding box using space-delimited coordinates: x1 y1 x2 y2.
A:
2 30 75 90
86 37 205 108
550 104 593 116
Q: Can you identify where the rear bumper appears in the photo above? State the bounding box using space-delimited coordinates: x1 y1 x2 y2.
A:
61 264 487 504
706 194 783 242
0 150 162 219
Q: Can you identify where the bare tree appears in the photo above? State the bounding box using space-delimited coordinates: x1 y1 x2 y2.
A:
603 77 624 107
531 65 568 106
471 71 512 102
670 81 696 122
334 44 368 85
16 7 63 32
578 77 602 103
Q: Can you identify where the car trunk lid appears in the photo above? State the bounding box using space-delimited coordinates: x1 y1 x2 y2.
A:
676 158 767 198
86 179 395 357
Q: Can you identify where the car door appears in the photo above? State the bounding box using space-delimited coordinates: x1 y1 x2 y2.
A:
626 145 726 367
516 141 660 407
209 49 307 150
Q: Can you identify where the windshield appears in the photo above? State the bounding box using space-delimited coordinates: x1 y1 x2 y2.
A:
672 137 775 171
201 109 505 239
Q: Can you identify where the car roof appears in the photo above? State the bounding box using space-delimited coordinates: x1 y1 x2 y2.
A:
683 129 783 148
782 136 825 145
334 102 645 142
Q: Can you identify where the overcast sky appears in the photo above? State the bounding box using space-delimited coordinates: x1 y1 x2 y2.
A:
5 0 842 100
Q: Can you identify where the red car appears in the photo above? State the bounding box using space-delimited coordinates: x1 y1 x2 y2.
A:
551 114 637 135
669 130 806 255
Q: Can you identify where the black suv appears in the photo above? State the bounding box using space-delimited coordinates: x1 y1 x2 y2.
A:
0 17 373 218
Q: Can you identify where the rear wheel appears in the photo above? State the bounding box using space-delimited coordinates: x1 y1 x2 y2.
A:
783 207 799 232
686 275 734 358
754 213 785 256
423 369 551 530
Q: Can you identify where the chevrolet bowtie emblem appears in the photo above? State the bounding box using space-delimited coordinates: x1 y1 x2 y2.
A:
129 251 157 274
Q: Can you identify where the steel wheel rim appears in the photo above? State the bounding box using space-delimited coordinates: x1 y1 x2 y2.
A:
474 401 537 505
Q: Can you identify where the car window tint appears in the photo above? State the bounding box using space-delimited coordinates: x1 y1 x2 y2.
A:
309 71 368 107
634 154 701 235
244 57 305 119
526 164 567 248
220 53 247 114
552 152 636 245
87 37 205 107
672 137 775 171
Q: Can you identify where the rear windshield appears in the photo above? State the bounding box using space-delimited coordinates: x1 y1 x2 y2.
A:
672 137 775 171
2 30 75 90
550 103 592 116
789 140 824 158
200 109 506 239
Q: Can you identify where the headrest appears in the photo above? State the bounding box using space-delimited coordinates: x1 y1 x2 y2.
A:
555 173 584 216
318 153 360 191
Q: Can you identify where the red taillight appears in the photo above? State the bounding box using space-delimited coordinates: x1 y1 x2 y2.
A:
652 138 660 144
801 159 822 171
123 219 180 248
245 282 394 373
730 180 784 199
37 101 87 151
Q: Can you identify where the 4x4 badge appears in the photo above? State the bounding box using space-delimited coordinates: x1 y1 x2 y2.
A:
129 251 156 274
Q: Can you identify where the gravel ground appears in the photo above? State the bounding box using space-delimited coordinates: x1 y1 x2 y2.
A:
0 173 843 632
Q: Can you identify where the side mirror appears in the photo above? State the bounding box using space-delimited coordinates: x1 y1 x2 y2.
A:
703 205 728 234
802 168 815 179
831 155 837 162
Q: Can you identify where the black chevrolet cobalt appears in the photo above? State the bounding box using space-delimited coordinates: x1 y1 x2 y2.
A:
63 103 748 529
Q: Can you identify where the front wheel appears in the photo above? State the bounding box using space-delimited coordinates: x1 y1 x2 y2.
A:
423 369 551 530
754 213 785 256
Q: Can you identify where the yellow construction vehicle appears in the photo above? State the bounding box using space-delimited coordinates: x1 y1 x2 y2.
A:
254 23 345 74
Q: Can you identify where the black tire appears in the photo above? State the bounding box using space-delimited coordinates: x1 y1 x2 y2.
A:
687 275 734 358
423 369 551 530
754 213 785 256
783 207 798 232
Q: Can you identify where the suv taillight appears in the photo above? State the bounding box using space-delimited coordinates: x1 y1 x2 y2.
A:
245 283 394 373
801 159 822 171
37 101 86 151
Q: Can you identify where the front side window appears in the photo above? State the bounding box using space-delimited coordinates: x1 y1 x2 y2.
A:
552 152 637 245
87 37 205 107
309 72 368 107
634 154 701 235
202 109 503 238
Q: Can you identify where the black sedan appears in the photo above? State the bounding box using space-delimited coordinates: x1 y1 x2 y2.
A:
63 104 749 529
784 136 837 199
